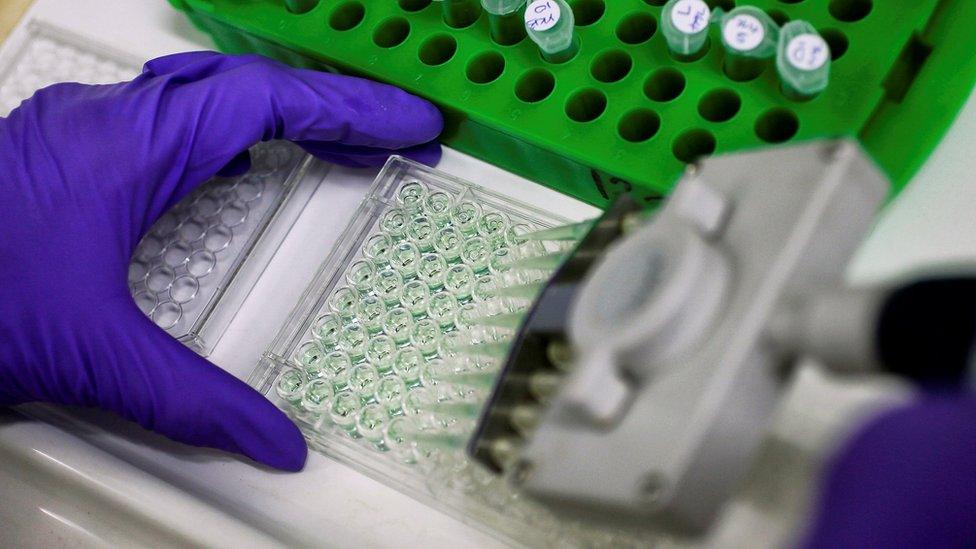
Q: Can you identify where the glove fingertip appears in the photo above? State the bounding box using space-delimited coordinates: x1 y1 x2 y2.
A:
408 95 445 144
386 90 444 147
198 375 310 472
261 417 308 472
109 307 309 472
237 389 309 470
302 70 445 148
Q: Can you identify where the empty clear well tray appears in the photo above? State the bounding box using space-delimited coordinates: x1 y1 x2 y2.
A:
129 141 318 354
0 21 323 355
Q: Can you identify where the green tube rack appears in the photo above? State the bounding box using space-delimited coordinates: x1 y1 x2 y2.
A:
169 0 976 207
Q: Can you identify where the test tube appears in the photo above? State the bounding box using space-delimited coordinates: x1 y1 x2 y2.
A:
436 0 482 28
504 223 532 248
716 7 778 81
776 21 831 101
662 0 712 61
524 0 579 64
455 302 481 332
403 387 436 417
385 417 420 463
438 330 473 371
482 0 527 45
427 291 460 328
473 275 499 303
489 247 515 280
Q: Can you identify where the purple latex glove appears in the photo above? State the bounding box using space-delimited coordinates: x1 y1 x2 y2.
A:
803 394 976 548
0 52 443 471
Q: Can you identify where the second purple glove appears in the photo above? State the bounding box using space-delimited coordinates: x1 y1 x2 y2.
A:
0 51 444 471
803 394 976 548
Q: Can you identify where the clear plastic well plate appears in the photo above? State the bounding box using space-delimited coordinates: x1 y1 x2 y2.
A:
0 21 139 116
251 157 639 546
129 141 318 354
0 21 323 354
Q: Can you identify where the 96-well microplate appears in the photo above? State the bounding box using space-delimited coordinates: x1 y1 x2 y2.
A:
254 157 646 547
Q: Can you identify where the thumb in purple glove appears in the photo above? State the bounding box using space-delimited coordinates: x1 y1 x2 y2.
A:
0 52 444 471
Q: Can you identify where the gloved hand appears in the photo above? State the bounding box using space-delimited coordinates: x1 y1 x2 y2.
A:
803 394 976 547
0 51 443 471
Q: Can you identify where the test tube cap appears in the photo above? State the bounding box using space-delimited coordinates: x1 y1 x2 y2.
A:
716 6 779 81
662 0 712 59
776 21 831 100
716 6 778 59
524 0 579 63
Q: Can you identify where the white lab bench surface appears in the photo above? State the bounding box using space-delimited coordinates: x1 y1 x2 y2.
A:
1 0 974 547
